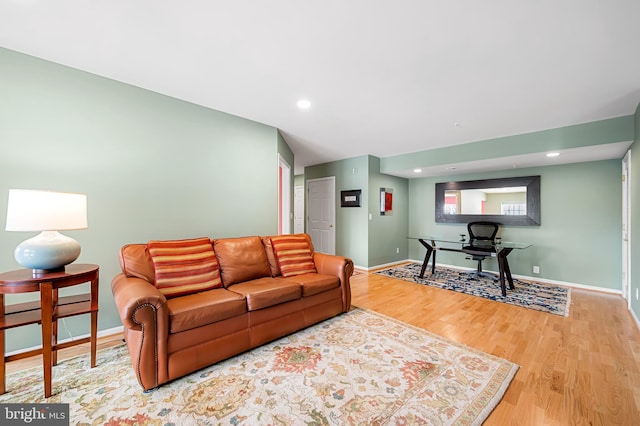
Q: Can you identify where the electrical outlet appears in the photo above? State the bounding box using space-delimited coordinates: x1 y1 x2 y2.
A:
396 247 400 254
533 266 540 274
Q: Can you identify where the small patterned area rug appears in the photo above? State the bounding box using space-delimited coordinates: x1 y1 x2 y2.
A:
375 262 571 316
1 308 518 425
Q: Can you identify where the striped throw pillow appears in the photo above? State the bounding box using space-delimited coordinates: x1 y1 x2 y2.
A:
270 234 317 277
147 237 222 298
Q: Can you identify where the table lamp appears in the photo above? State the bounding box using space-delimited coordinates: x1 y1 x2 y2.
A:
5 189 88 274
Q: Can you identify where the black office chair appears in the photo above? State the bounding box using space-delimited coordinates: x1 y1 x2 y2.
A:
463 221 500 276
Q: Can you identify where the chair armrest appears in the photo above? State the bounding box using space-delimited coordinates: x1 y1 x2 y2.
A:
313 252 353 312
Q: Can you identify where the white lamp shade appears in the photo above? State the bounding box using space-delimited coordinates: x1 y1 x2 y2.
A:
5 189 88 272
5 189 88 231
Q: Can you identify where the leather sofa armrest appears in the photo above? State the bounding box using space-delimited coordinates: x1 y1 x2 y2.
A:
111 273 168 330
313 252 353 312
111 273 169 391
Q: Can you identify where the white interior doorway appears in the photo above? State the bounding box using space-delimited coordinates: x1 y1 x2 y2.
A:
278 155 291 235
307 177 336 254
622 150 631 306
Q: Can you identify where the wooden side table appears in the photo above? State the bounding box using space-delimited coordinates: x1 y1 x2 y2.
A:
0 263 99 398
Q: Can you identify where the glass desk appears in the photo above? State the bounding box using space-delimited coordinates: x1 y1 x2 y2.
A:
407 237 532 297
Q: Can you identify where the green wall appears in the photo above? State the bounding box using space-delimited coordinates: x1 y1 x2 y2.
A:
305 155 409 268
630 103 640 322
367 156 409 266
0 48 286 352
305 156 370 266
409 160 622 289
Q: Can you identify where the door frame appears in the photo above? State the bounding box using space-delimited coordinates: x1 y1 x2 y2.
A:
622 150 632 306
278 155 292 235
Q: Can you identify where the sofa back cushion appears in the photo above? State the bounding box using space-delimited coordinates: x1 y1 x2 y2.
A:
213 236 271 287
119 244 156 283
261 237 281 277
147 237 222 298
270 234 317 277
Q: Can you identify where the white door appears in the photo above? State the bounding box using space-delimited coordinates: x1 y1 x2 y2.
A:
307 177 336 254
622 150 631 306
294 185 304 234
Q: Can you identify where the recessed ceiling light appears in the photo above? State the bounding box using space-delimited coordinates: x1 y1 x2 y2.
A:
445 166 457 170
546 152 560 158
413 168 422 173
297 99 311 109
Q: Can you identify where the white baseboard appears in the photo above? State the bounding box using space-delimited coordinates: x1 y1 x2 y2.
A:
354 260 410 271
98 325 124 338
509 272 621 295
630 307 640 331
5 325 124 358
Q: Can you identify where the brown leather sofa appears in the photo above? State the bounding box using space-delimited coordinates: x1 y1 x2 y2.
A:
111 234 353 391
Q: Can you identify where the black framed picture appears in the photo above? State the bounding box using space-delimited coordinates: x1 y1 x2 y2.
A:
341 189 361 207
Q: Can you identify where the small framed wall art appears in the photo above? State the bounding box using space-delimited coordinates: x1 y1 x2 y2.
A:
340 189 362 207
380 187 393 215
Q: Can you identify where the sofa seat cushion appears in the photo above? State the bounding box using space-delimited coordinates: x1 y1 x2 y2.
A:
166 288 247 334
281 273 340 297
228 277 302 311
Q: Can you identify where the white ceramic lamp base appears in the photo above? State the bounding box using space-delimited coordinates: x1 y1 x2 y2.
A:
14 230 81 274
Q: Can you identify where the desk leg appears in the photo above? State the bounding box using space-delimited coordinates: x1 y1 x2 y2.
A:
417 239 435 278
497 255 507 297
40 281 54 398
431 243 436 275
0 294 5 395
497 248 515 297
502 249 515 290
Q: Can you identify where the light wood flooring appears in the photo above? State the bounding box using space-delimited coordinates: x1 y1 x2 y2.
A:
351 268 640 425
5 268 640 425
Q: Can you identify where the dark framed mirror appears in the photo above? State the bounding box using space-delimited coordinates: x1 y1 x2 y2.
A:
435 175 540 226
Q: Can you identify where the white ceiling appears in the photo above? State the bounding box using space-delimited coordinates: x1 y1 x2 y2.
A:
1 1 639 175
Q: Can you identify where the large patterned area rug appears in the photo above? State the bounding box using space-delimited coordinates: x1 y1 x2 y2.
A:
1 308 518 425
375 262 571 316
